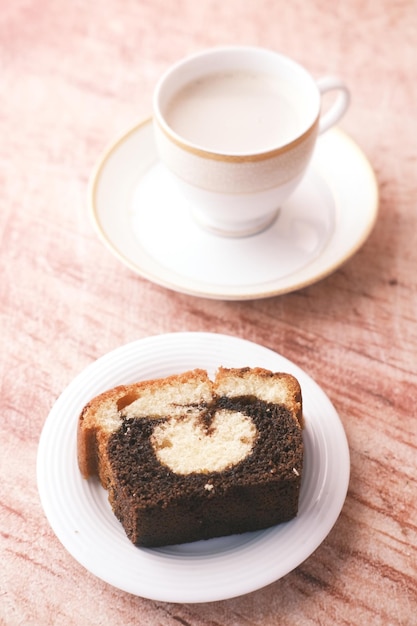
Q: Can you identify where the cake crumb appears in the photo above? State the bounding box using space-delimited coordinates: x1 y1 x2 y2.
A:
204 483 214 492
292 468 299 476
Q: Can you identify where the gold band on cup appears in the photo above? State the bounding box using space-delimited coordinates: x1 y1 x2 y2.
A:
155 114 320 163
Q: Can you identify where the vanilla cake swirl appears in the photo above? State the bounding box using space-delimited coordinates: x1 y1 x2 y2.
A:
77 367 303 547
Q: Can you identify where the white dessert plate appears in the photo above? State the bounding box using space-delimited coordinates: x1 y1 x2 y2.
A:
89 119 378 300
37 332 350 603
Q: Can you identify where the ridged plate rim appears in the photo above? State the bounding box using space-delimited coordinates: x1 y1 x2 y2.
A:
37 332 350 602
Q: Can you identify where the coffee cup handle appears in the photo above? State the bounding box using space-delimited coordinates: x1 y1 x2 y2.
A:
316 76 350 134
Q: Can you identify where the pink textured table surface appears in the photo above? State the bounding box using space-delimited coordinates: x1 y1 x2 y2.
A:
1 1 417 624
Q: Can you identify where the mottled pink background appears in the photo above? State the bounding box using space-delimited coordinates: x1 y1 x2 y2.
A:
1 1 416 625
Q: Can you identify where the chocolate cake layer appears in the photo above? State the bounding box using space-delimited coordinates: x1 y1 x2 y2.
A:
106 396 303 547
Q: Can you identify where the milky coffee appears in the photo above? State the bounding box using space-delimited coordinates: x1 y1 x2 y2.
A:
164 71 302 154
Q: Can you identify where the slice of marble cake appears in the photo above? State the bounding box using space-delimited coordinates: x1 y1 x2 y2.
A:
77 367 303 547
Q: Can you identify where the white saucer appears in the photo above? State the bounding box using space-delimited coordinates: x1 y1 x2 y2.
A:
37 332 350 603
89 120 378 300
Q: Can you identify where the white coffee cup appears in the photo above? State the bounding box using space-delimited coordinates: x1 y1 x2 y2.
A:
153 46 350 237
